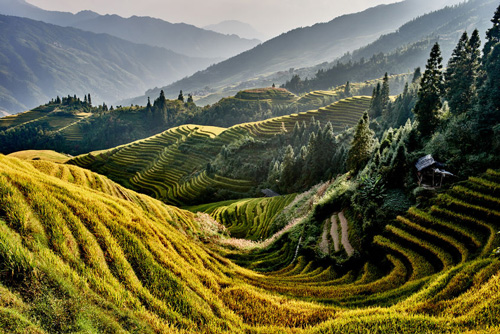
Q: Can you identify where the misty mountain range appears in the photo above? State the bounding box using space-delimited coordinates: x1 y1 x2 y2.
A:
0 0 492 114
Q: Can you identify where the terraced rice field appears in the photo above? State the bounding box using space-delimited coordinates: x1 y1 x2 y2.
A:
0 105 91 141
224 170 500 320
188 194 296 240
296 73 411 107
235 96 371 137
1 154 499 333
70 125 254 206
235 87 298 102
70 97 372 205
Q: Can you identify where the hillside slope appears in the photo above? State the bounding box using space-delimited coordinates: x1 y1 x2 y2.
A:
0 155 499 333
0 0 260 59
0 14 214 114
68 97 371 205
129 0 467 103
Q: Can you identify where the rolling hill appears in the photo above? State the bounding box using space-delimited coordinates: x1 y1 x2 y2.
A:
204 20 267 41
0 0 260 59
126 0 468 104
0 151 499 332
0 14 215 114
68 96 371 205
126 0 492 106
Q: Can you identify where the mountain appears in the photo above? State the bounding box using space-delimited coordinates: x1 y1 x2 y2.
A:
0 0 100 26
0 14 216 114
71 15 261 59
280 0 498 94
0 0 261 59
126 0 466 103
204 20 267 41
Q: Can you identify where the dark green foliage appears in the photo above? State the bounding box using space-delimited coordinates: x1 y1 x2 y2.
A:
178 90 184 102
347 112 374 174
413 43 444 138
475 5 500 142
381 73 390 119
370 83 383 118
386 82 418 128
344 81 352 97
444 30 481 116
412 67 422 83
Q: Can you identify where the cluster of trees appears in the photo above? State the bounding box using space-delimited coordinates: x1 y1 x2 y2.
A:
340 5 500 239
282 39 433 95
267 119 350 193
413 7 500 176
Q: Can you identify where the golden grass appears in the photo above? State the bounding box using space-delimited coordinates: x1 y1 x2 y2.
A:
7 150 71 163
0 154 499 333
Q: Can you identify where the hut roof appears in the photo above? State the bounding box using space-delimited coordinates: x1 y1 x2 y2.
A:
261 189 280 197
415 154 436 172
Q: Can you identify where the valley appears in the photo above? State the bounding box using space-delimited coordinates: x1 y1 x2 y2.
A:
0 0 499 333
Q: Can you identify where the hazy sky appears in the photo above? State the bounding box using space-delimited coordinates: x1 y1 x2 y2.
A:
26 0 400 38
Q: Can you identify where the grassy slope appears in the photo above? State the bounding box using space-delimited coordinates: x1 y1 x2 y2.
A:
7 150 71 163
1 156 500 333
69 96 371 206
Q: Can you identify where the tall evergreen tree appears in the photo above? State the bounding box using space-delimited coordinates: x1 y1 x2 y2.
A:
280 145 296 191
344 81 351 97
412 67 422 83
444 30 481 116
413 42 444 137
381 72 390 119
483 4 500 58
370 83 383 117
178 90 184 102
475 4 500 138
347 111 374 173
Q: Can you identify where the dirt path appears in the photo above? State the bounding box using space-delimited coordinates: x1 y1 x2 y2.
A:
330 214 340 252
339 210 354 256
319 220 330 254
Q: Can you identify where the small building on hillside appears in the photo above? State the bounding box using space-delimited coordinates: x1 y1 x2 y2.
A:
415 154 455 188
261 189 280 197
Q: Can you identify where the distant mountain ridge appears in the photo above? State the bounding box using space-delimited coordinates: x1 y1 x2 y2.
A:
0 0 260 59
0 14 215 114
128 0 466 103
204 20 267 41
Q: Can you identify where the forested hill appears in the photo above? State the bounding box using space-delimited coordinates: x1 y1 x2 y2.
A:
281 0 498 94
0 15 214 114
0 0 260 59
132 0 463 102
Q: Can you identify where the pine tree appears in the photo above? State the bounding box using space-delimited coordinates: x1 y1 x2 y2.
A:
370 83 383 117
344 81 351 97
412 67 422 83
483 4 500 58
444 31 481 116
475 4 500 138
381 73 390 118
178 90 184 102
187 94 194 103
87 94 92 106
146 97 152 110
280 145 296 191
347 111 374 173
413 42 444 137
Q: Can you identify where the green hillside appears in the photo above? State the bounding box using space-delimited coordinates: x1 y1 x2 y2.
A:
68 96 371 205
187 194 296 241
1 155 499 333
0 14 214 114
